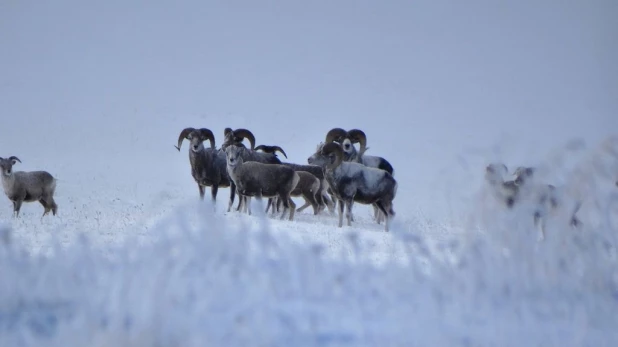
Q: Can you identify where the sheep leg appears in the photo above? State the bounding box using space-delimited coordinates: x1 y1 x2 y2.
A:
235 192 243 211
314 192 325 213
43 196 58 216
288 197 296 221
242 196 251 214
279 195 296 221
279 195 289 220
211 185 219 202
296 199 311 213
265 198 273 214
570 200 583 228
198 185 205 200
345 200 354 226
322 191 335 214
337 199 345 227
534 210 545 241
12 200 22 218
227 182 237 213
302 191 319 215
375 201 390 232
39 199 51 217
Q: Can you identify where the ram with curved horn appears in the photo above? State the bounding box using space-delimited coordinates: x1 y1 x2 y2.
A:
176 127 237 211
324 128 395 222
308 142 398 232
221 128 281 213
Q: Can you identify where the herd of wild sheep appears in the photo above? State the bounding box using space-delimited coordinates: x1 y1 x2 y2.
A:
1 126 616 235
174 127 398 231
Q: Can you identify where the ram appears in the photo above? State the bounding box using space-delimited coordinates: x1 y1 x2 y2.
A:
308 142 398 231
225 144 300 221
255 143 335 214
324 128 394 222
0 156 58 218
176 127 237 212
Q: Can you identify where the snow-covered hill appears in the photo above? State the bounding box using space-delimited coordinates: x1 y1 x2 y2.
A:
1 1 617 346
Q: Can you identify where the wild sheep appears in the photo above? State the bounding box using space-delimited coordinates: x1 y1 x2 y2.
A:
176 127 237 211
221 128 283 213
225 144 300 221
0 156 58 218
308 142 398 231
484 163 582 241
255 143 336 214
266 170 321 215
324 128 394 223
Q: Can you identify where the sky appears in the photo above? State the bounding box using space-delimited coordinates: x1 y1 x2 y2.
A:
0 0 616 220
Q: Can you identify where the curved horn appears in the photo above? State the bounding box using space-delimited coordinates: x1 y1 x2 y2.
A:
347 129 367 155
256 145 288 159
8 156 21 163
233 128 256 150
321 142 344 169
272 145 288 159
175 127 196 151
224 127 233 136
198 128 216 149
325 128 348 144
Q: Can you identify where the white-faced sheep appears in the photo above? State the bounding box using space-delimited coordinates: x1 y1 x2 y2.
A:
225 144 300 221
176 127 238 211
308 142 398 231
0 156 58 218
324 127 394 223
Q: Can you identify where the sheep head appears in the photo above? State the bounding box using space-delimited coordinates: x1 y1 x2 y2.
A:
222 128 256 150
484 163 508 185
325 127 367 157
0 156 21 177
513 166 535 186
255 145 288 158
308 142 343 170
224 145 244 168
176 127 215 152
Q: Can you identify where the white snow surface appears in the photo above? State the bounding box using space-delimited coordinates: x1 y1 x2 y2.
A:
1 1 618 346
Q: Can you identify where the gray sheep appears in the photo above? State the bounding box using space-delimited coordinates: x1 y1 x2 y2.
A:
222 128 283 213
266 170 321 215
0 156 58 218
308 142 398 231
176 127 237 211
254 143 335 214
225 144 300 221
324 128 394 223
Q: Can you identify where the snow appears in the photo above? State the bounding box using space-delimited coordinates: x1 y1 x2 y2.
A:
1 0 617 346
